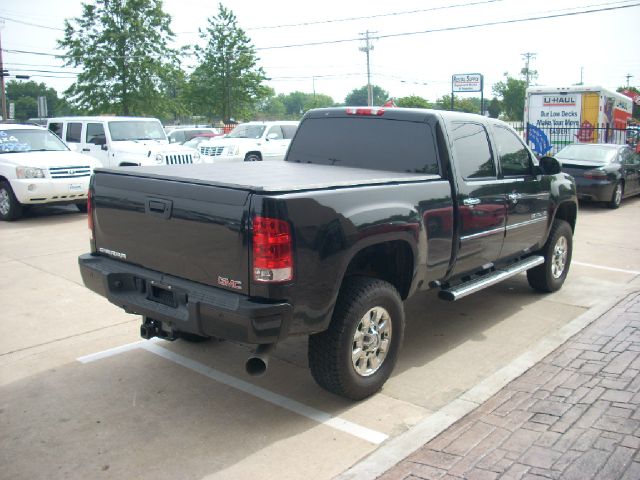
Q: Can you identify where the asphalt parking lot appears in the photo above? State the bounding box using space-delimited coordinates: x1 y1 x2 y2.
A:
1 197 639 480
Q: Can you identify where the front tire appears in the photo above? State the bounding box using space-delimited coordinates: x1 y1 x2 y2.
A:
0 181 23 221
244 153 262 162
308 276 405 400
607 181 623 209
527 219 572 293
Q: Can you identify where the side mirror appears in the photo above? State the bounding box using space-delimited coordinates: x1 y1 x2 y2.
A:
101 144 108 151
539 156 561 175
266 133 279 140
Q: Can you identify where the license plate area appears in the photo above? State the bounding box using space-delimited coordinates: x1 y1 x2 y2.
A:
148 282 177 308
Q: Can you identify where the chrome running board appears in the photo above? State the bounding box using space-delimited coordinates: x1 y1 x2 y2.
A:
439 255 544 301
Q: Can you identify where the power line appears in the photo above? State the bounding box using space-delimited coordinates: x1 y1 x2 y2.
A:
255 2 640 51
245 0 503 30
0 15 63 31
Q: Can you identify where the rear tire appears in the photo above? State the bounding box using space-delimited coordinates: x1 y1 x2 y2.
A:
76 202 88 213
308 276 404 400
527 219 572 293
0 181 23 221
607 182 623 209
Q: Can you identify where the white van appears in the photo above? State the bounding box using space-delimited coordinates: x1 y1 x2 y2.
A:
47 116 201 168
0 124 101 220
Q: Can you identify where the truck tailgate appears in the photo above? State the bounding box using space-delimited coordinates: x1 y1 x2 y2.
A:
92 171 250 292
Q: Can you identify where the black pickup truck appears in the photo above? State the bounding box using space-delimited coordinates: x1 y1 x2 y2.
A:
79 107 577 400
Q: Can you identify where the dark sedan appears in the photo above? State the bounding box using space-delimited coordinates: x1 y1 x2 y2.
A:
556 143 640 209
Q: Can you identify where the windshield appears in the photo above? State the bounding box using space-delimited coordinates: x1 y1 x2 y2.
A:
555 144 618 164
0 128 69 153
227 124 266 139
108 120 166 141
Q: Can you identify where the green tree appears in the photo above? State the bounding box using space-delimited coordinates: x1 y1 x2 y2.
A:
396 95 431 108
487 97 502 118
58 0 179 116
492 75 526 121
5 80 69 121
345 85 389 106
188 4 269 123
434 95 481 113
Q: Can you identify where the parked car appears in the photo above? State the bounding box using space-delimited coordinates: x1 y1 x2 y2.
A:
198 121 299 162
167 127 222 144
47 116 201 168
556 143 640 208
0 124 101 220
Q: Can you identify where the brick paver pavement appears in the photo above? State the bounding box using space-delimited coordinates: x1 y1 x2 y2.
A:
379 292 640 480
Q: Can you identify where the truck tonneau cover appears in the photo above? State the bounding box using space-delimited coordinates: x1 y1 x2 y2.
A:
94 162 437 193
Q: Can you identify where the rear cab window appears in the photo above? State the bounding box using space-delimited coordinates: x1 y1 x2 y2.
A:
286 117 440 175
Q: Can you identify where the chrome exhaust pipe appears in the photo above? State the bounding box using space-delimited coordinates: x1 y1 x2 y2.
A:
245 344 276 376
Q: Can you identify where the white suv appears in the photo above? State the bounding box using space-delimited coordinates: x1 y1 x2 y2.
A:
0 124 101 220
198 121 298 162
47 116 201 168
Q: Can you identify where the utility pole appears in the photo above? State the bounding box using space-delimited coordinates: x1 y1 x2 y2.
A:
0 21 6 121
359 30 376 106
626 74 633 88
521 52 537 88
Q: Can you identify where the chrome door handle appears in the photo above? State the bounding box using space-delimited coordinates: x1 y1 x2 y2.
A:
463 198 481 206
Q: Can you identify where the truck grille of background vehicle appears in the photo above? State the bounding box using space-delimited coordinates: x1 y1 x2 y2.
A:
199 146 224 157
164 154 193 165
48 166 92 178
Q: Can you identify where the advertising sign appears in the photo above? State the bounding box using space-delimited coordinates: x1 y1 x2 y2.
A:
452 74 483 92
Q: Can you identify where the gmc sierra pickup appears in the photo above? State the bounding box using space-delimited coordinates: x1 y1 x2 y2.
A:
79 107 578 400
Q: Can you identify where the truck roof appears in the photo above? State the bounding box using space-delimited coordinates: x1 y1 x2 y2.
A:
304 106 476 123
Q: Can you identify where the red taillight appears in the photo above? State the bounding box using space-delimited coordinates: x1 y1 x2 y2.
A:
346 107 385 116
252 216 293 283
583 169 607 180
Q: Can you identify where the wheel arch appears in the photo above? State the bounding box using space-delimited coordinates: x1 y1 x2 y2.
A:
244 151 263 161
341 239 415 300
553 201 577 233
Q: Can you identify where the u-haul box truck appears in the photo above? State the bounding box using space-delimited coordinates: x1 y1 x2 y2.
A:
524 86 633 155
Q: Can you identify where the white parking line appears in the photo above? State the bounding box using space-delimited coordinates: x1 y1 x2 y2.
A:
76 340 388 445
77 338 159 363
573 261 640 276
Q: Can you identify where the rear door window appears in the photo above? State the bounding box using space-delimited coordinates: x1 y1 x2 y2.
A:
451 122 496 179
66 122 82 143
287 117 439 174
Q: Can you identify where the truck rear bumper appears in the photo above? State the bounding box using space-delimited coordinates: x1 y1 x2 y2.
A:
78 253 292 344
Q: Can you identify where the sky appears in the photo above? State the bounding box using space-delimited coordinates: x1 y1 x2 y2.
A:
1 0 639 106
